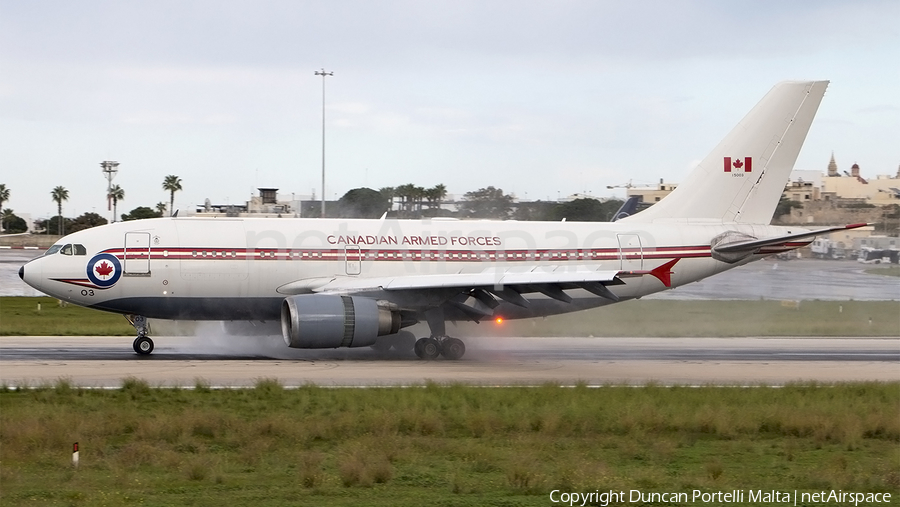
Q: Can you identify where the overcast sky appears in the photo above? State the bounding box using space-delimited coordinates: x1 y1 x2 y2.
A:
2 0 898 221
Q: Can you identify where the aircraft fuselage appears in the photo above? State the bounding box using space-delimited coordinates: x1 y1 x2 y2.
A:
21 216 805 321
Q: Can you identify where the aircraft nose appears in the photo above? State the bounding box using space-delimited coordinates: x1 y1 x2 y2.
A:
20 259 42 291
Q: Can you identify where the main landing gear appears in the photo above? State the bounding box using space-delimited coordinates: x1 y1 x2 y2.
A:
414 336 466 360
125 315 154 355
413 307 466 360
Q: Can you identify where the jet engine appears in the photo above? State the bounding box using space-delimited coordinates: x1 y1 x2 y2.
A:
280 294 401 349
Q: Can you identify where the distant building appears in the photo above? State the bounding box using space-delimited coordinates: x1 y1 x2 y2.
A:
193 188 309 218
557 192 610 202
784 177 820 202
778 156 900 234
855 235 898 251
817 155 900 206
625 179 677 205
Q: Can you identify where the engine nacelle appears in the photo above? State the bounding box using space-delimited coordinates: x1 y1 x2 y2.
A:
280 294 401 349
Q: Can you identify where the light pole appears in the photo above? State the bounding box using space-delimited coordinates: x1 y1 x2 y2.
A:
100 161 119 221
315 68 333 217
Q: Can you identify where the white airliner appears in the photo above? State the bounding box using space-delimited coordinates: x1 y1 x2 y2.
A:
20 80 864 359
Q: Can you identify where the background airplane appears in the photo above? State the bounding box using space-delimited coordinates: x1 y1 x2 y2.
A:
20 80 865 359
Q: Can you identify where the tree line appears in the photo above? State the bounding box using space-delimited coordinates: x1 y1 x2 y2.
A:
2 179 624 237
330 184 624 222
0 176 182 235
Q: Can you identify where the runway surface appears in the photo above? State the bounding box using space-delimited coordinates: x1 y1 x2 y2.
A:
2 336 897 387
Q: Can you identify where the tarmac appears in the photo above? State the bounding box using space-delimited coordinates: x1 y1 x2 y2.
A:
1 336 896 387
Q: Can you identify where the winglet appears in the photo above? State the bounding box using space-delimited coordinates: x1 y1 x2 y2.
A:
650 258 679 288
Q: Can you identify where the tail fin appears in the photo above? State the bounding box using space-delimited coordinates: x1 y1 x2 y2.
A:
622 81 828 224
611 195 641 221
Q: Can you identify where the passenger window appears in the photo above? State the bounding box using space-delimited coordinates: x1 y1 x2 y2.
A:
74 244 87 255
61 244 73 255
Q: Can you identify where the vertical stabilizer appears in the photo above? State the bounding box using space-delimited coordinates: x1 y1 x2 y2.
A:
622 81 828 224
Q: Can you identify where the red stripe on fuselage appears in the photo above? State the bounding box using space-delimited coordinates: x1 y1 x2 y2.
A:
51 278 108 289
99 245 713 263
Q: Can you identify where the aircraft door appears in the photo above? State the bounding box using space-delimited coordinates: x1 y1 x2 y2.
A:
124 232 151 276
345 245 361 275
616 234 643 271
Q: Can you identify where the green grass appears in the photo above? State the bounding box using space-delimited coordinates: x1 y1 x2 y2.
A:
459 299 900 337
865 266 900 278
1 380 897 506
0 297 134 336
2 297 898 337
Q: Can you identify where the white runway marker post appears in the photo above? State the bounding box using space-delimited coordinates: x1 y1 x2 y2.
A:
72 442 79 468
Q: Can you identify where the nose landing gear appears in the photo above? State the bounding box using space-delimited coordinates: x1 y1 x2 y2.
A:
133 335 154 355
125 315 154 355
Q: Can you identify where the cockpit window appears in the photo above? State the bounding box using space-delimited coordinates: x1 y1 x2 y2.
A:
45 245 62 256
74 244 87 255
61 244 73 255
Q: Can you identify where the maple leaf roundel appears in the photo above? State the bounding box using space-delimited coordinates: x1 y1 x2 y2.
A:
86 253 122 288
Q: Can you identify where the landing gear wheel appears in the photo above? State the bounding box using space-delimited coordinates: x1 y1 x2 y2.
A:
414 337 441 360
440 337 466 360
126 315 153 355
133 336 154 355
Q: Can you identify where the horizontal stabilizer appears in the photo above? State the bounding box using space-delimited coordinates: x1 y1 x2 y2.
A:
714 223 868 255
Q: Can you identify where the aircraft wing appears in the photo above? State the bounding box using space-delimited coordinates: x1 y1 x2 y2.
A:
277 259 680 309
280 268 621 294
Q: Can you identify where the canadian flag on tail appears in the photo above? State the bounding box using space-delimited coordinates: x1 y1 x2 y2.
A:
724 157 752 173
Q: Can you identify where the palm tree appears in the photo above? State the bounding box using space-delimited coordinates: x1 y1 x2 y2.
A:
2 208 14 232
0 184 9 232
412 186 426 213
424 184 447 210
108 185 125 222
155 202 167 217
162 175 182 217
377 187 395 214
431 184 447 208
0 184 9 214
51 186 69 235
393 184 415 213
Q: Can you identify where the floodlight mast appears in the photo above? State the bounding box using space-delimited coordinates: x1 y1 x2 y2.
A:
100 161 119 215
315 69 333 218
